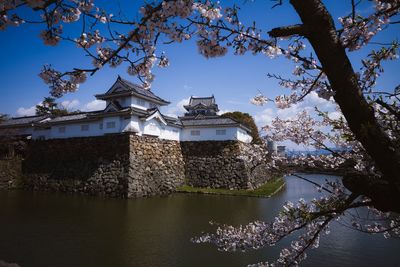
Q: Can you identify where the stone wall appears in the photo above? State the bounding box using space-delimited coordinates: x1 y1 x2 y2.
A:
0 158 22 190
1 134 271 197
181 141 272 189
20 134 185 197
127 135 185 197
22 134 131 197
0 136 27 190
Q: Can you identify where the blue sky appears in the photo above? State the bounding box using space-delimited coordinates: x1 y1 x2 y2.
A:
0 0 399 149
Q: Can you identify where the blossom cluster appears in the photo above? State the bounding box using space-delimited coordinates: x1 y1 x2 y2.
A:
39 66 86 97
194 181 350 266
250 94 270 106
2 1 400 265
338 0 399 50
359 43 399 91
75 30 105 48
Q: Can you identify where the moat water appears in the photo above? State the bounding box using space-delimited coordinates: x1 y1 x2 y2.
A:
0 174 399 267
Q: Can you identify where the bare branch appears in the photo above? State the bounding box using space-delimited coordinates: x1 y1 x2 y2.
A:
268 24 308 38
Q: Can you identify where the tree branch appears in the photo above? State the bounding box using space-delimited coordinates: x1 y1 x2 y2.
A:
376 99 400 121
289 0 400 196
268 24 308 38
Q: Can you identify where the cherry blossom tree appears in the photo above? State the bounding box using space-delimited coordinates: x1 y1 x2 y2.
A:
1 0 400 265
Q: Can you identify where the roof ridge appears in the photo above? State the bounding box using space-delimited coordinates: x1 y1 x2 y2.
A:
190 96 215 99
8 114 48 120
119 77 143 89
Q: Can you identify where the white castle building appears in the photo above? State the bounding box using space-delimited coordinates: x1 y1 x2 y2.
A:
0 76 253 143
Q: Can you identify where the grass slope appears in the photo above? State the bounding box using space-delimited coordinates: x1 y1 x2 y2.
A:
177 177 285 198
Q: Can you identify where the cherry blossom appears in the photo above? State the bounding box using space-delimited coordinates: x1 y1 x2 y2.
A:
1 0 400 265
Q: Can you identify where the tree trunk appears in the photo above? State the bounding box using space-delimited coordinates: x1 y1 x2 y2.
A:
289 0 400 208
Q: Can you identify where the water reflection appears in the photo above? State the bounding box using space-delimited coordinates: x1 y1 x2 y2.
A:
0 174 399 267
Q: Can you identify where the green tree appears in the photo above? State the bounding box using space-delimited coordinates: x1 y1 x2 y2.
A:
222 111 262 144
35 97 69 116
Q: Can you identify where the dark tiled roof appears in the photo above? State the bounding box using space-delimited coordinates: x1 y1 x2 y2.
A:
49 113 90 123
180 117 237 126
110 100 123 110
139 108 182 127
163 115 183 127
188 96 215 107
130 107 150 116
179 115 220 120
0 115 49 127
179 116 251 132
97 77 170 104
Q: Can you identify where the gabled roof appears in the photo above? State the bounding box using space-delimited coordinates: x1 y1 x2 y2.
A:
95 76 170 105
183 95 219 112
104 100 123 113
188 96 216 107
141 109 167 125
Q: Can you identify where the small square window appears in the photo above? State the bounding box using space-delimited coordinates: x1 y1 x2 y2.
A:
190 130 200 136
99 123 103 130
81 125 89 131
58 126 66 133
106 121 116 129
137 99 145 106
216 129 226 135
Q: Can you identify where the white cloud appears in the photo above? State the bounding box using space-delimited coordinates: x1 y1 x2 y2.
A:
82 99 106 111
16 105 36 117
165 97 190 117
60 99 80 111
253 92 341 150
275 92 336 120
255 92 338 128
328 111 343 120
254 108 275 128
217 109 232 115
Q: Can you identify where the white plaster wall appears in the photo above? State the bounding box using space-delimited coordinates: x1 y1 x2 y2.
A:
122 115 141 134
129 96 159 110
159 125 181 141
181 127 252 143
102 116 122 135
236 128 253 143
143 119 162 137
30 115 252 143
49 120 103 139
181 127 239 142
42 116 122 139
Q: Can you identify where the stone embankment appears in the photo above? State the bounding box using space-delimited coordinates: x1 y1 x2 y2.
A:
0 137 25 190
0 158 22 190
128 136 185 197
0 133 272 197
181 141 272 189
21 134 185 197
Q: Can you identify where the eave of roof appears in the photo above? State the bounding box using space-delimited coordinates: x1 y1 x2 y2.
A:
95 77 170 105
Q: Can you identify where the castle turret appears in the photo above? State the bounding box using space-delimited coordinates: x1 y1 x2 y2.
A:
183 96 219 117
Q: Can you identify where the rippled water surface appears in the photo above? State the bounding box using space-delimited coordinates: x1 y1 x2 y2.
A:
0 174 399 267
